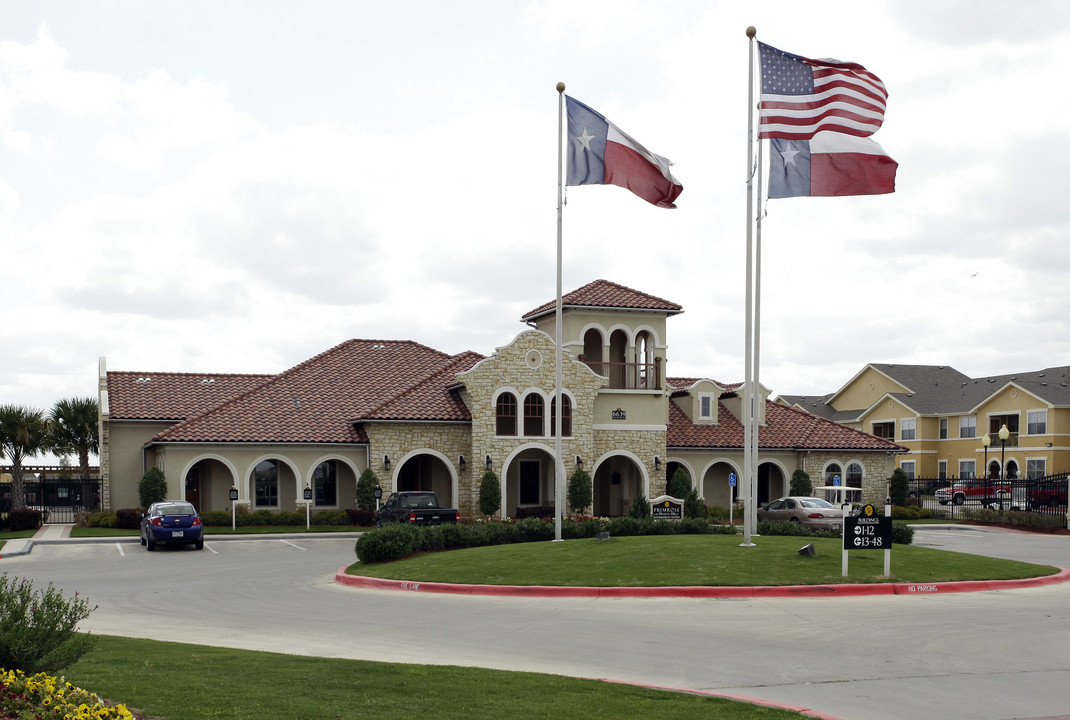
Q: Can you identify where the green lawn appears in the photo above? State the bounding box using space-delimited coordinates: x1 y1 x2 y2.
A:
348 534 1057 586
64 636 804 720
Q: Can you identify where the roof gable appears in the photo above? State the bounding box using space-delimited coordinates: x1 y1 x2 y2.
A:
521 279 682 321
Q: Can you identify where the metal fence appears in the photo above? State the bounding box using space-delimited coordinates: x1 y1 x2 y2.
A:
906 472 1070 522
1 478 104 523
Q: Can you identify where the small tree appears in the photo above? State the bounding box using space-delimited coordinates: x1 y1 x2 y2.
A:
790 468 813 496
889 467 909 507
478 470 501 518
683 487 706 519
628 494 651 519
138 467 168 508
567 467 592 516
0 574 96 673
356 469 379 511
667 468 691 499
0 405 50 511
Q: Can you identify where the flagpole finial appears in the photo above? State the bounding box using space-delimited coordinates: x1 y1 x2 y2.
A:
556 82 565 94
746 26 756 38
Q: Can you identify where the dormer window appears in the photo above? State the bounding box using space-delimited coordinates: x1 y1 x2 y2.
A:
697 392 717 422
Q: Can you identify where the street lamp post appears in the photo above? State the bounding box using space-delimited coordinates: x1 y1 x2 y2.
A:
998 423 1010 511
982 433 991 506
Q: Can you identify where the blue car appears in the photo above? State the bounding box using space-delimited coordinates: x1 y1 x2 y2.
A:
140 501 204 551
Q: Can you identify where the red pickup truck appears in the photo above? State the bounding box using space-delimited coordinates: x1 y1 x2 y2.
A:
935 479 1010 506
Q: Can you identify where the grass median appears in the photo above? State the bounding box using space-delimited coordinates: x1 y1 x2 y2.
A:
65 635 804 720
347 534 1058 586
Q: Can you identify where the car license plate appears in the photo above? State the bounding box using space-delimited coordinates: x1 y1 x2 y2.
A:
173 530 184 537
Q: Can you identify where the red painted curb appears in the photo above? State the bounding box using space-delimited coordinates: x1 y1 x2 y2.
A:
333 566 1070 598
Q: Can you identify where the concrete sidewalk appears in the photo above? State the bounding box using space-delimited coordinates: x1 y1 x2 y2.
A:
0 523 74 557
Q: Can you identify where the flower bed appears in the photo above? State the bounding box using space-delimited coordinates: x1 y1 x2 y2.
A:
0 669 134 720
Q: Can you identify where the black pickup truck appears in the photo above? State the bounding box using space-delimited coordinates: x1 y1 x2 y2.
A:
375 491 459 528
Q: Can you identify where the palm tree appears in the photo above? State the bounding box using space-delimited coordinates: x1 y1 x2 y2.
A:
49 397 100 480
0 405 50 511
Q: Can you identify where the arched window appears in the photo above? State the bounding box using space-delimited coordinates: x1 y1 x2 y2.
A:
254 459 279 507
496 392 517 436
523 394 545 436
550 395 572 437
846 462 863 489
313 460 337 506
824 463 842 486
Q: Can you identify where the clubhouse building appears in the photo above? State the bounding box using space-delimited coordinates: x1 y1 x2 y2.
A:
97 280 904 518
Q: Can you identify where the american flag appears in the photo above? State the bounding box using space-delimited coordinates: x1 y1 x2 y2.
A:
758 41 888 140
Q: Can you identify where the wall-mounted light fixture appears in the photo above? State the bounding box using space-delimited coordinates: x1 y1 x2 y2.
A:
485 454 492 470
575 455 583 468
654 456 661 471
383 454 390 471
459 455 466 472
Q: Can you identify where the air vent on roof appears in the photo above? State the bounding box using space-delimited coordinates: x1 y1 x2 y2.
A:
371 343 387 350
1039 373 1045 377
135 377 151 383
201 378 215 384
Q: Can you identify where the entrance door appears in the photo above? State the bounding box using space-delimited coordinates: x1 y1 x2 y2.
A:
519 460 541 505
185 468 201 512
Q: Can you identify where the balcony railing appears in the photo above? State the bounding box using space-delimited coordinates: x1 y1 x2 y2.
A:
583 361 661 390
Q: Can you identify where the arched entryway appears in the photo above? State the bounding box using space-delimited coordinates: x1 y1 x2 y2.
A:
183 457 238 513
757 462 787 505
503 445 557 517
701 460 739 509
593 454 646 517
395 452 454 505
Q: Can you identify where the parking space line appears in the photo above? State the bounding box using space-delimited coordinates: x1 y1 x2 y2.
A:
279 539 307 550
205 544 218 554
116 542 126 557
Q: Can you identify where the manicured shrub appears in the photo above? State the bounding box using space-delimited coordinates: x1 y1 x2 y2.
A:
514 505 555 520
889 468 909 507
707 505 729 522
606 516 642 536
310 510 348 526
478 470 500 519
345 508 375 527
628 495 651 520
666 468 690 499
416 523 473 553
199 510 230 527
355 524 418 563
514 517 554 542
789 469 813 496
115 508 140 530
891 520 914 545
683 488 705 519
562 518 605 539
249 509 275 526
473 520 520 547
355 469 379 512
7 510 42 531
0 574 96 673
567 468 592 515
138 467 168 509
85 512 117 528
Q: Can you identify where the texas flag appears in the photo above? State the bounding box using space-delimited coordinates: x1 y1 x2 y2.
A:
768 132 897 198
565 96 683 209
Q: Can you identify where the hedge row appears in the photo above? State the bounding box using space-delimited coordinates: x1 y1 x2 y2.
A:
355 516 738 564
77 507 376 529
756 519 915 545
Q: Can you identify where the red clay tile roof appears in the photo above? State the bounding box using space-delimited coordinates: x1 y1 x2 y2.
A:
107 372 272 421
363 351 485 421
150 340 466 444
667 398 905 452
522 279 683 321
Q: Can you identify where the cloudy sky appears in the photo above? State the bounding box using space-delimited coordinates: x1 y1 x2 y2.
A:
2 0 1069 436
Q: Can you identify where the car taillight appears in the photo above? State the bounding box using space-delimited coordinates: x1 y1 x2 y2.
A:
409 512 417 523
807 513 824 519
151 518 162 526
192 517 202 526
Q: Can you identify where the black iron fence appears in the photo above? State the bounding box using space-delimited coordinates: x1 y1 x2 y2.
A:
1 478 104 523
906 472 1069 521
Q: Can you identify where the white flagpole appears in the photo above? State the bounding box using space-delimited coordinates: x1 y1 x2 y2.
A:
752 128 764 539
554 82 566 542
741 27 757 547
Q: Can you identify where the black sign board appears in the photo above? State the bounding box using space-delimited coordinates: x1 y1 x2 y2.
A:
843 516 893 550
229 487 239 501
303 486 313 501
373 486 383 499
